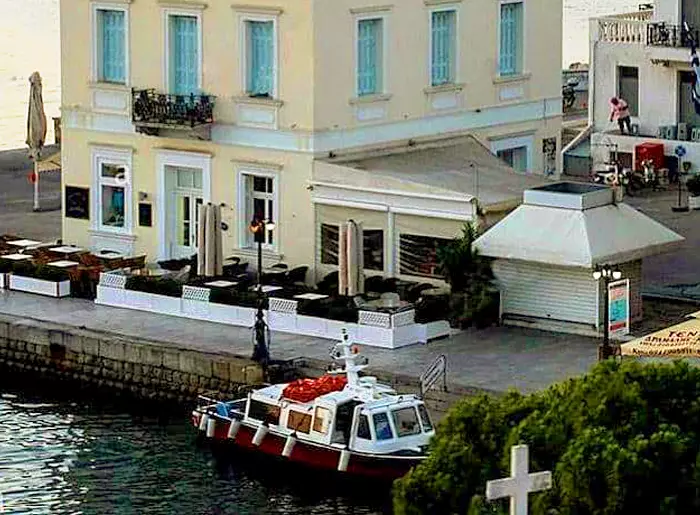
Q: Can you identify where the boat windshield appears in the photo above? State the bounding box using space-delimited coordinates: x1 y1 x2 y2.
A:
372 412 394 441
391 407 421 437
357 414 371 440
417 404 433 432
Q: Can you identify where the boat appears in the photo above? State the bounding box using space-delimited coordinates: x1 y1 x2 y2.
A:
192 330 435 480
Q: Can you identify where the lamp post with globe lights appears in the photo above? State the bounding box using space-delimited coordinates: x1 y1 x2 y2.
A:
249 217 275 366
593 264 623 361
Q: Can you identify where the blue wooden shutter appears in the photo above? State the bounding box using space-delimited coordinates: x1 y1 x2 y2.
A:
170 15 198 95
357 19 381 96
247 21 274 96
431 11 455 86
500 2 523 75
100 10 125 83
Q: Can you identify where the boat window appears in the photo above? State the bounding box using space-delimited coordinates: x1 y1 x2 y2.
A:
357 414 371 440
247 399 280 426
372 412 394 441
287 410 312 434
417 404 433 432
312 406 331 434
391 407 421 437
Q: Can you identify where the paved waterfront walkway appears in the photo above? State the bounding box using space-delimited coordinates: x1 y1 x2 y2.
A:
0 290 603 393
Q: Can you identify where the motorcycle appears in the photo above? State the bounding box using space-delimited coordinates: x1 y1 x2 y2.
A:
593 165 637 196
562 78 579 110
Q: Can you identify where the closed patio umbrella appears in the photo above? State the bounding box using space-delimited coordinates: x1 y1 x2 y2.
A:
197 203 208 276
204 203 216 277
213 204 223 277
347 221 358 297
339 223 348 295
355 221 365 295
26 71 47 212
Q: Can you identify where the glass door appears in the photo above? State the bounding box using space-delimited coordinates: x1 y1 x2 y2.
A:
171 192 203 259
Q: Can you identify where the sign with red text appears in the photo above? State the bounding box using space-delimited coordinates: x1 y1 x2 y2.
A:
609 279 630 337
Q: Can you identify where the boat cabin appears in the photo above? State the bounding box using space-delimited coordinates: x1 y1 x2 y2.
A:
243 380 434 453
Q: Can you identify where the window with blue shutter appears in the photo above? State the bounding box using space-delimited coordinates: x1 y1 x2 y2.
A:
98 9 125 83
431 10 456 86
357 18 383 96
169 15 199 96
499 2 524 76
246 21 274 97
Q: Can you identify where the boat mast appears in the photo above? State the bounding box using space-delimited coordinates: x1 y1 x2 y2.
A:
331 329 367 388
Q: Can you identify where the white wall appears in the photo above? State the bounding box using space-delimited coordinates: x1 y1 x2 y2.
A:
592 42 682 136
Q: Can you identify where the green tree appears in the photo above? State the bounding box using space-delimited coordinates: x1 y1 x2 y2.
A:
436 223 497 328
393 360 700 515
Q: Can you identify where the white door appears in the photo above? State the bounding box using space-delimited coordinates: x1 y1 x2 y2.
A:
166 167 203 259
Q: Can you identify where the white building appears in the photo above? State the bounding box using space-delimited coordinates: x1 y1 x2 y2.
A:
589 1 700 173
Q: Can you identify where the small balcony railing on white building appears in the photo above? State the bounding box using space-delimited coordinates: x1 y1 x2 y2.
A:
595 10 698 48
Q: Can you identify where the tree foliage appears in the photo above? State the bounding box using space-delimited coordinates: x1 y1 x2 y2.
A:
393 360 700 515
436 223 498 328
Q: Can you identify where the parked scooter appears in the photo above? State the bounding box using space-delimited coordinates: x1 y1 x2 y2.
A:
562 78 579 110
593 164 635 195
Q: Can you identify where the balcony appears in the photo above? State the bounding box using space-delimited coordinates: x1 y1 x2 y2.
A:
595 12 698 64
131 89 215 139
647 23 698 49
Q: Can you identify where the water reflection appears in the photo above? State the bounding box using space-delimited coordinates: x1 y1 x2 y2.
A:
0 382 388 514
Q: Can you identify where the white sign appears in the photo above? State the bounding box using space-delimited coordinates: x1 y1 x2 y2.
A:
608 279 630 338
486 444 552 515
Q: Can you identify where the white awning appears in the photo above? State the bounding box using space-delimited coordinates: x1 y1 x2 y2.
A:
474 202 684 267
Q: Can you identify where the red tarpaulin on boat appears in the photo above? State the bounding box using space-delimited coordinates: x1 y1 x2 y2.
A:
283 375 348 403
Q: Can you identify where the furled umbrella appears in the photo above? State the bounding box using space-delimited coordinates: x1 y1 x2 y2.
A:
213 204 223 277
26 71 47 212
197 203 208 276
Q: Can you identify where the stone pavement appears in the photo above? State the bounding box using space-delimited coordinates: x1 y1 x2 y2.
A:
0 146 61 242
624 189 700 300
0 289 603 393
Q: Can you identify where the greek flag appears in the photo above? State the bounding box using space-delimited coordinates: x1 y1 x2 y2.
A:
687 22 700 115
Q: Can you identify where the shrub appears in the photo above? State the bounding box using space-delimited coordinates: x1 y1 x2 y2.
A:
125 276 183 298
8 262 71 282
209 288 265 309
686 174 700 196
393 360 700 515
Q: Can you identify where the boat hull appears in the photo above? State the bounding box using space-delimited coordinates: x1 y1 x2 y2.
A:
192 412 424 480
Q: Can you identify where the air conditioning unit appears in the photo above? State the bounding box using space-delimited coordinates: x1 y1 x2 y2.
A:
678 123 689 141
692 128 700 142
667 125 678 140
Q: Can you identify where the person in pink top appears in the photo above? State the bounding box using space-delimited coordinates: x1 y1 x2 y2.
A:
609 97 632 134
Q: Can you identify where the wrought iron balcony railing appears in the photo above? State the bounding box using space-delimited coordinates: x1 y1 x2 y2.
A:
647 23 698 48
131 89 215 128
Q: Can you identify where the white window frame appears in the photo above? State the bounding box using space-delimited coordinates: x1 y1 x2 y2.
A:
497 0 526 77
354 14 388 97
91 146 133 235
428 5 460 87
162 8 203 94
490 135 533 173
237 168 280 250
91 3 130 85
238 13 279 98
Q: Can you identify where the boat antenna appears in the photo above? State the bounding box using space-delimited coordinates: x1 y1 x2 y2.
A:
330 329 367 388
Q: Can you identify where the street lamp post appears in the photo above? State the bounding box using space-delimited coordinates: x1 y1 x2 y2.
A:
593 264 622 361
249 217 275 367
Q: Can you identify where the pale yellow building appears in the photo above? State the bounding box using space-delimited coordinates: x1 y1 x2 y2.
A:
60 0 563 283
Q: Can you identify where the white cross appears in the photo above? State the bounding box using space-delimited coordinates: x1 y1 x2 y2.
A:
486 444 552 515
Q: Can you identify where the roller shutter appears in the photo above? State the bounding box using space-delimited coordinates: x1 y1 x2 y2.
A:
493 260 598 325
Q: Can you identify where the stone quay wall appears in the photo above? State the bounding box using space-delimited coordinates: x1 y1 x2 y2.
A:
0 314 264 402
0 313 488 418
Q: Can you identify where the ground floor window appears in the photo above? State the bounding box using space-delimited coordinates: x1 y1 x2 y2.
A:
319 223 384 271
93 147 132 233
239 172 277 247
399 234 450 278
497 146 528 173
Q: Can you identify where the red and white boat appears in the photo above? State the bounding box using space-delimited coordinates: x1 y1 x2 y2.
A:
192 330 435 480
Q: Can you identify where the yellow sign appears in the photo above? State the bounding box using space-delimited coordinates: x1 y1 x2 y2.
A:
621 318 700 357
